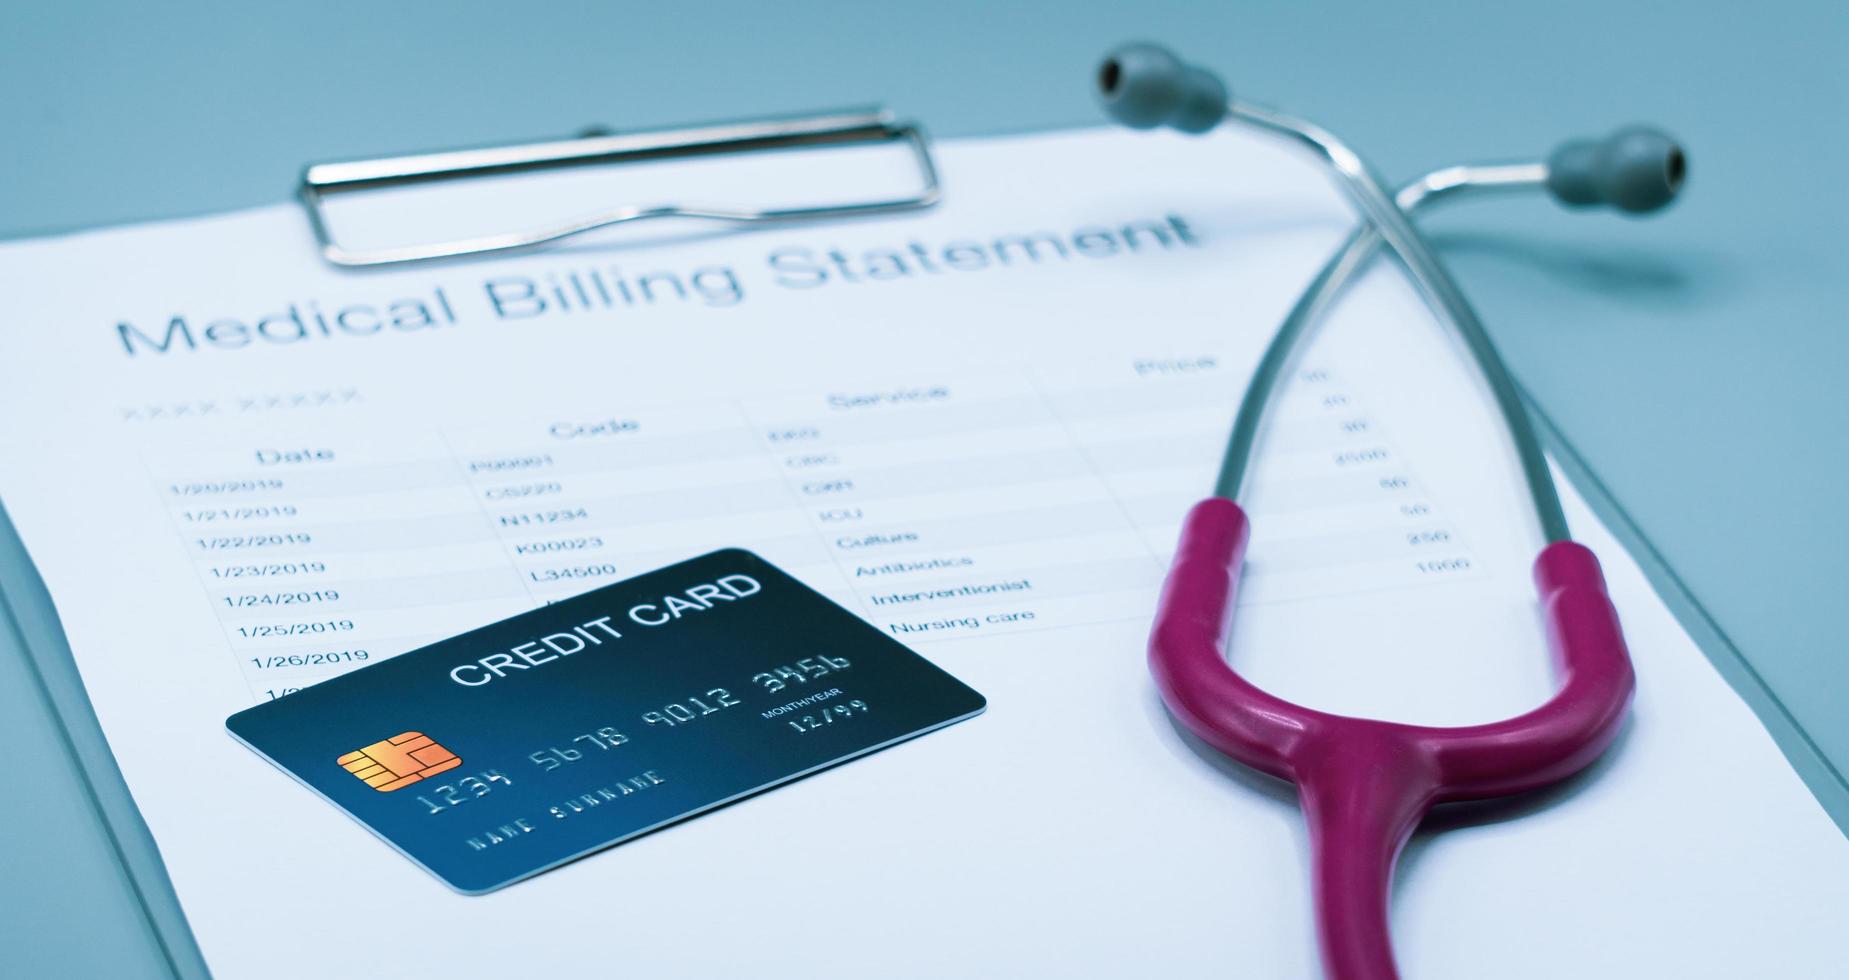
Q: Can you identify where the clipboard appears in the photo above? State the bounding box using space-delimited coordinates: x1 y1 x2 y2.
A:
8 104 1846 980
298 107 941 267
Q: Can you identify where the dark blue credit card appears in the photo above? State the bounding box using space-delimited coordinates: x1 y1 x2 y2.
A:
226 549 985 894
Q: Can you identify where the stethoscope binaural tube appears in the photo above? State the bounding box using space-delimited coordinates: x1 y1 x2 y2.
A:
1097 42 1684 980
1096 42 1684 541
1228 145 1682 519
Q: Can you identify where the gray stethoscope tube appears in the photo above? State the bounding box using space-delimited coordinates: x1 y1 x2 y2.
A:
1095 44 1685 544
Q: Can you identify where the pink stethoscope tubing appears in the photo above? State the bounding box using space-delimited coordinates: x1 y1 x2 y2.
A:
1150 497 1634 980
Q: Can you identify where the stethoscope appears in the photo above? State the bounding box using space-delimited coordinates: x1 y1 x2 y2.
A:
1095 43 1686 980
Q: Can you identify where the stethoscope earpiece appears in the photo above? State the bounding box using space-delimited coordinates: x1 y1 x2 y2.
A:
1546 126 1688 214
1095 42 1228 134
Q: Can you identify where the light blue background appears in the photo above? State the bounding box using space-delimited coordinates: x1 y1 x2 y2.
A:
2 2 1844 975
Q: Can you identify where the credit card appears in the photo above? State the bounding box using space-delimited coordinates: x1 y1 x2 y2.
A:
226 549 986 894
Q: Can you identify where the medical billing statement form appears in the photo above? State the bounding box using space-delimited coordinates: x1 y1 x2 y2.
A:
1 128 1845 978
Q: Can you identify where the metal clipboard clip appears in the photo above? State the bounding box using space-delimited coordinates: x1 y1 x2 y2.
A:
299 107 942 268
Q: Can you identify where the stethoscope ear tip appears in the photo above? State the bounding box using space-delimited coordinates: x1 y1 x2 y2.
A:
1095 42 1229 135
1546 126 1688 214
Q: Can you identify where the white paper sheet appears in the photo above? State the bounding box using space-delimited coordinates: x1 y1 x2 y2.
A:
0 126 1843 978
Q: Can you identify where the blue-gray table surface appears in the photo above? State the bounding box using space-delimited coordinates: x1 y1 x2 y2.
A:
3 2 1843 976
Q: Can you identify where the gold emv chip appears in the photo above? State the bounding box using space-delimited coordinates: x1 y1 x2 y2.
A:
338 731 461 792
